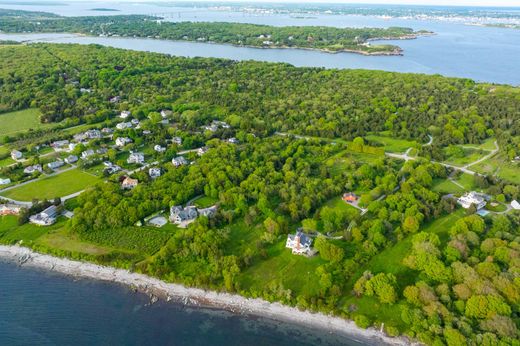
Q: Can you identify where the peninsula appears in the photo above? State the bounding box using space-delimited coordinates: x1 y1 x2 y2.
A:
0 9 432 55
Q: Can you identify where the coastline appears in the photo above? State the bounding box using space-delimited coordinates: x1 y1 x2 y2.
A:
0 244 414 345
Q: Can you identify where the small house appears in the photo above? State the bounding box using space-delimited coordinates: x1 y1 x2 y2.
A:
154 145 166 153
172 156 188 167
11 150 22 160
81 149 95 159
342 192 359 203
120 111 131 119
160 110 172 118
115 137 132 147
65 155 78 164
116 122 132 130
169 205 198 225
127 152 145 164
511 200 520 210
0 178 11 185
197 147 208 156
121 177 138 189
149 167 161 178
23 164 42 175
171 137 182 145
227 137 239 144
0 204 22 216
197 205 217 218
47 160 64 170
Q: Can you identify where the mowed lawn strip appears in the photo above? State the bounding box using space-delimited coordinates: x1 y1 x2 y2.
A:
0 109 54 136
1 169 100 201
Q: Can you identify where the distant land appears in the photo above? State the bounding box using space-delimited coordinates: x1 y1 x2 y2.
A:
90 8 120 12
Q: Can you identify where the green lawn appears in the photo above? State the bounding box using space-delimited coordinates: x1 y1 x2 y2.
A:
431 178 465 194
452 173 478 191
193 195 218 208
1 169 100 201
37 228 113 255
0 109 54 136
0 215 62 244
472 154 520 184
444 147 488 166
0 156 15 168
365 133 417 153
460 137 496 151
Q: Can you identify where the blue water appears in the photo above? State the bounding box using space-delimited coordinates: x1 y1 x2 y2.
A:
0 260 371 345
0 2 520 84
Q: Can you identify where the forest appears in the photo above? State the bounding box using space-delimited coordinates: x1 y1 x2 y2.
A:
0 42 519 345
0 9 430 54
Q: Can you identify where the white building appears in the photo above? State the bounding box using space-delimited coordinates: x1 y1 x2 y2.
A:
0 204 22 215
457 192 487 210
149 167 161 178
169 205 198 225
127 152 145 164
172 156 188 167
11 150 22 160
171 137 182 145
131 119 140 126
286 230 314 256
161 110 172 118
0 178 11 185
65 155 78 164
116 122 133 130
29 205 58 226
154 145 166 153
81 149 95 159
227 137 239 144
120 110 131 119
198 206 218 218
511 200 520 210
115 137 132 147
197 147 208 156
47 160 64 170
23 164 42 175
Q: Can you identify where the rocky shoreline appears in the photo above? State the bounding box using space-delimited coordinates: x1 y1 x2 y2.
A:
0 244 416 345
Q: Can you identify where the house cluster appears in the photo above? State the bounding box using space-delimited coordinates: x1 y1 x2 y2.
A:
457 191 488 210
73 129 102 142
47 159 65 170
172 156 189 167
169 205 217 227
29 205 58 226
286 229 315 256
24 164 43 175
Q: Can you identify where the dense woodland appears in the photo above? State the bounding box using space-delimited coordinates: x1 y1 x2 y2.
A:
0 9 428 54
0 42 519 345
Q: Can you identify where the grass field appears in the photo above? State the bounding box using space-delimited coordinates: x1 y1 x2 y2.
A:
431 178 465 194
443 147 488 166
193 195 218 208
472 154 520 184
1 168 100 201
365 132 417 153
0 109 54 136
37 228 113 255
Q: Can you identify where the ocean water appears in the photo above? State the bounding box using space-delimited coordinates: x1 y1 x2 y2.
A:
0 2 519 84
0 261 371 345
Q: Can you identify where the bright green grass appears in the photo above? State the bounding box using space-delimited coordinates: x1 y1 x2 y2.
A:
193 195 218 208
0 146 9 156
0 215 62 244
0 156 15 168
460 137 496 151
1 169 100 201
0 109 54 136
453 173 478 191
365 133 417 153
37 228 112 255
238 240 326 297
472 154 520 184
431 178 465 194
444 148 487 166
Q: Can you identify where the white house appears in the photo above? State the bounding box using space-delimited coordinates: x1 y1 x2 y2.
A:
29 205 58 226
0 178 11 185
115 137 132 147
149 167 161 178
197 206 218 218
131 119 140 126
171 137 182 146
197 147 208 156
286 230 314 256
457 192 487 210
24 164 42 175
227 137 239 144
11 150 22 160
81 149 95 159
65 155 78 164
47 160 64 170
120 110 131 119
116 122 133 130
154 145 166 153
161 110 172 118
51 140 69 151
127 152 145 164
511 200 520 210
172 156 188 167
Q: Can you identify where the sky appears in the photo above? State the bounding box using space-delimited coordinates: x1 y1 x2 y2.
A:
101 0 520 8
50 0 520 7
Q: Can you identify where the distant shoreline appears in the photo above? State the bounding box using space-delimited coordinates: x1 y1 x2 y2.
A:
0 245 414 346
